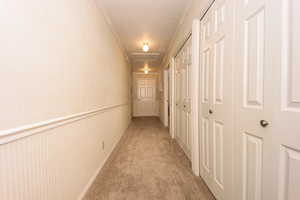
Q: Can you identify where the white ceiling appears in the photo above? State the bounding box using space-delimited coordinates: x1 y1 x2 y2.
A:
97 0 192 72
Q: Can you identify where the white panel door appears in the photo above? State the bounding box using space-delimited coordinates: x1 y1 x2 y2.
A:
235 0 300 200
184 39 192 157
179 50 188 155
175 58 182 146
180 40 192 158
199 0 234 199
174 38 192 159
175 51 186 153
133 78 157 116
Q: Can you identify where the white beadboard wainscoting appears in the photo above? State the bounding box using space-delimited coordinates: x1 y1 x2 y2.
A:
0 103 131 200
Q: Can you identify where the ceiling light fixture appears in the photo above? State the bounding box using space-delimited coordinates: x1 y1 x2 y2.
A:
142 42 149 52
144 64 150 74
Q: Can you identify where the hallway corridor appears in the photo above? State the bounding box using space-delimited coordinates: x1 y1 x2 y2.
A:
84 117 215 200
1 0 300 199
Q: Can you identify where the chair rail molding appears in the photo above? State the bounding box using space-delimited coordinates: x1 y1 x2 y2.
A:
0 103 129 145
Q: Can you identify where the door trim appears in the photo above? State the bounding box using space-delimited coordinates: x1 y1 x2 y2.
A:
163 69 169 127
169 58 176 139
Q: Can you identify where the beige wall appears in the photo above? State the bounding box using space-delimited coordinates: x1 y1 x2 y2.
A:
0 0 131 199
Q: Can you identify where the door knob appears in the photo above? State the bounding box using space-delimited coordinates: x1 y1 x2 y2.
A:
260 120 269 128
209 109 213 114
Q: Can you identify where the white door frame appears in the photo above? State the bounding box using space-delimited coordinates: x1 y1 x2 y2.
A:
169 58 176 139
163 69 169 127
191 19 200 176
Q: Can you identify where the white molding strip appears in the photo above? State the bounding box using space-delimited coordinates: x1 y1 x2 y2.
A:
0 103 129 145
169 57 176 139
191 19 200 176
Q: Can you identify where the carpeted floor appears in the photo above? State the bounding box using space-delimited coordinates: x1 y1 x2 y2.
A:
83 117 215 200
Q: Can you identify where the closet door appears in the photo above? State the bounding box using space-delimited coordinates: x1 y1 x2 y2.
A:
199 0 234 199
235 0 300 200
185 39 192 156
176 51 187 156
179 50 188 154
175 56 182 146
174 38 192 159
180 40 192 158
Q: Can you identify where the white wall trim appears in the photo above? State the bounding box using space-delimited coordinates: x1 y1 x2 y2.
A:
191 19 200 176
0 103 129 145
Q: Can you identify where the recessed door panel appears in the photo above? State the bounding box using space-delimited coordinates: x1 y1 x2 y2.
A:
243 8 265 109
147 87 153 98
214 37 225 104
279 146 300 200
213 121 224 189
214 3 225 32
202 118 210 173
282 0 300 111
202 49 210 103
243 133 263 200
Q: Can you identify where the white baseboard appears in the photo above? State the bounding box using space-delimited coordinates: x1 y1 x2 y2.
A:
175 137 191 160
77 135 122 200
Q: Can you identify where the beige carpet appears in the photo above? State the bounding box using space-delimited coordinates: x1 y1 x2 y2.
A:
84 117 215 200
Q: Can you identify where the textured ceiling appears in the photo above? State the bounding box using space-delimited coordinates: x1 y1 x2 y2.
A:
97 0 192 72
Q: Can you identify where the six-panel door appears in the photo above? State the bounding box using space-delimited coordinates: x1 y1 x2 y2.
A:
199 0 234 199
134 78 157 116
174 38 192 159
234 0 300 200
